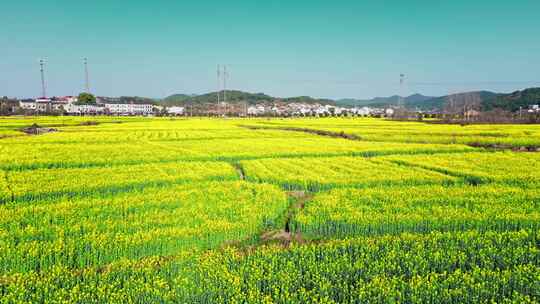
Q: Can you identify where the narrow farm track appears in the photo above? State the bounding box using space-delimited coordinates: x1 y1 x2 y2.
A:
384 159 486 186
241 123 540 152
227 161 307 245
468 142 540 152
231 162 246 180
260 191 313 246
240 125 361 140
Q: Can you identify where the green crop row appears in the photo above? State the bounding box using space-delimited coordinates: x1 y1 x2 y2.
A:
293 184 540 239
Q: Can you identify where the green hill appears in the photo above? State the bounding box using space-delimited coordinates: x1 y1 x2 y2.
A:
415 91 498 111
161 94 192 106
417 88 540 112
159 88 540 112
161 91 334 106
335 94 433 108
482 88 540 112
281 96 335 105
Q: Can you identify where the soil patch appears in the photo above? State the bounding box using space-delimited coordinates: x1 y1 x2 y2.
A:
78 121 100 126
20 123 58 135
468 142 540 152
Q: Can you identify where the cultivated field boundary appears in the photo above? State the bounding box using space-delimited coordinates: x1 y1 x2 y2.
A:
240 124 540 152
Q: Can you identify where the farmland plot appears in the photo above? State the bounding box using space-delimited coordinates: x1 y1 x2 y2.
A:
0 116 538 303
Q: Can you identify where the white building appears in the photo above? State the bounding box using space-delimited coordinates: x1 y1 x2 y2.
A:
167 106 184 115
65 104 105 114
55 96 78 104
105 103 154 115
247 105 266 115
35 98 58 112
314 106 329 115
333 106 347 115
351 107 371 116
19 100 37 110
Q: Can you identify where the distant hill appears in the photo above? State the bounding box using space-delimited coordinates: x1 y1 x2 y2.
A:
157 87 540 112
406 93 435 103
280 96 335 105
482 87 540 112
161 94 193 106
160 91 334 106
194 91 274 105
417 88 540 112
335 94 434 108
413 91 497 111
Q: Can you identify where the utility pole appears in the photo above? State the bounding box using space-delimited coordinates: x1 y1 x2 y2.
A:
84 58 90 93
448 94 454 117
217 64 221 116
223 65 229 117
40 59 47 98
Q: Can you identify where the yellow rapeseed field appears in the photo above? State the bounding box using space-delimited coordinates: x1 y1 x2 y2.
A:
0 116 538 303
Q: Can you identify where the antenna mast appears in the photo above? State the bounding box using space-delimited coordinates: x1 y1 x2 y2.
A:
40 59 47 98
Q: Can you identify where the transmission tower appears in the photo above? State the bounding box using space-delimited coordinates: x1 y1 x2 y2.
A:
84 58 90 93
223 65 228 104
39 59 47 98
399 74 405 108
216 64 221 110
216 64 230 116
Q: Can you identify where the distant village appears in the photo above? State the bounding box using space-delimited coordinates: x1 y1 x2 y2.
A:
0 95 407 118
15 96 157 116
1 93 539 122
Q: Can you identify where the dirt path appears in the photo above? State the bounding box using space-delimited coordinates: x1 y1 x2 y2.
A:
467 142 540 152
241 125 360 140
260 191 313 246
231 162 246 180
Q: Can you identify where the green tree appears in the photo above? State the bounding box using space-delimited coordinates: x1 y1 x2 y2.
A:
77 93 96 105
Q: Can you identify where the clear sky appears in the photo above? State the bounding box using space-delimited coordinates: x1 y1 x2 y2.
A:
1 0 539 99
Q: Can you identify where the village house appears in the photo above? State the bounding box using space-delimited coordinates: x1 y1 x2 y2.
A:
167 106 184 115
104 103 154 115
19 99 37 110
65 103 105 114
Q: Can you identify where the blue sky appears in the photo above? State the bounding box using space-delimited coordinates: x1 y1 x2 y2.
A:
1 0 539 99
